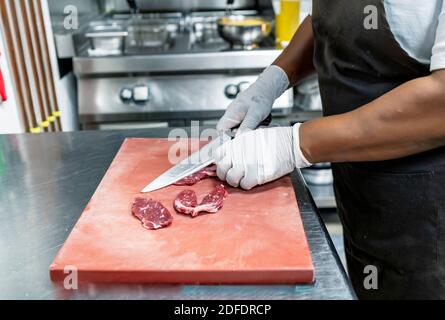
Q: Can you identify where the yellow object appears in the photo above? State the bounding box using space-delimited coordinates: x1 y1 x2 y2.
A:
40 121 50 128
29 110 62 134
275 0 301 48
219 17 265 27
30 127 42 134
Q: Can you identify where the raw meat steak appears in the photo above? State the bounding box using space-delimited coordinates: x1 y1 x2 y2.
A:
132 198 173 230
173 190 198 215
195 185 228 213
174 165 217 186
174 185 228 218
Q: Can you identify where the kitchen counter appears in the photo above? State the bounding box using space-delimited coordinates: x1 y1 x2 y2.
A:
0 129 355 300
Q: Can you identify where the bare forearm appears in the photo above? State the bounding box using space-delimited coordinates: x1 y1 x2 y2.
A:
273 15 315 86
300 70 445 163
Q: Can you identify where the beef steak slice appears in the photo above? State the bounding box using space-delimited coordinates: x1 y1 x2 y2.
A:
173 190 198 215
132 198 173 230
174 185 228 218
174 165 217 186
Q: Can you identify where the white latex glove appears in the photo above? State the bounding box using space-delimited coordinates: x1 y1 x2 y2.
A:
214 123 312 190
216 65 290 134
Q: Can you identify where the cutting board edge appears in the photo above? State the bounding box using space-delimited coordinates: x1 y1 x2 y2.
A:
50 267 315 284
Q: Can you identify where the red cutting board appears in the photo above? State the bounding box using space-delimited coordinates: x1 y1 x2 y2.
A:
50 138 314 284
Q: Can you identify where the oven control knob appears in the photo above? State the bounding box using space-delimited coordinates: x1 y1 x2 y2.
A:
224 84 239 99
120 87 133 102
238 81 251 93
133 85 150 104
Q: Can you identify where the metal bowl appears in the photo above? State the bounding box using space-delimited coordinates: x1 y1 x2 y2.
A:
217 16 272 49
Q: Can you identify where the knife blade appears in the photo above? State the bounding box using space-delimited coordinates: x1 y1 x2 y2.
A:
141 133 231 193
140 114 273 193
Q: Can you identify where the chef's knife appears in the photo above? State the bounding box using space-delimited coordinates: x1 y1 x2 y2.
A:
141 114 272 193
141 133 231 193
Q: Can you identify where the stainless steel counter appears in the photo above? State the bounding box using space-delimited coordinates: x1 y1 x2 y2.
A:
0 129 355 299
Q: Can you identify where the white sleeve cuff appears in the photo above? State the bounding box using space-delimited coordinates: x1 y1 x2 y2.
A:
292 123 313 168
430 1 445 71
430 53 445 71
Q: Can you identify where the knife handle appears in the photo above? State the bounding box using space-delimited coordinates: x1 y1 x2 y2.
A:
223 114 273 138
232 113 272 131
258 113 272 127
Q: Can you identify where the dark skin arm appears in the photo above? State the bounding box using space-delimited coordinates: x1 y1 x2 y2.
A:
273 16 445 164
300 70 445 163
274 15 315 86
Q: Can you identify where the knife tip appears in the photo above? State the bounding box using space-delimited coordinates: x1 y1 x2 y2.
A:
141 185 162 193
140 187 152 193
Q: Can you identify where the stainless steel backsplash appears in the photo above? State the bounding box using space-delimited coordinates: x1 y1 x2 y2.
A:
48 0 102 15
105 0 271 12
48 0 273 15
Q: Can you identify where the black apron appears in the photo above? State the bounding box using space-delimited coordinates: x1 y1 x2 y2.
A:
312 0 445 299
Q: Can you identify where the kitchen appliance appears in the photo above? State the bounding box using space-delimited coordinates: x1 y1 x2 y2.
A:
217 15 272 49
302 163 336 209
50 138 315 284
85 24 128 56
73 1 294 129
295 74 322 111
302 163 333 185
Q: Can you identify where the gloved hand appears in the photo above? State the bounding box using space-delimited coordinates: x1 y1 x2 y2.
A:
214 123 312 190
216 65 290 134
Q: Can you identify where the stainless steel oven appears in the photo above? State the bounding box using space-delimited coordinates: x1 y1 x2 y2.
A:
72 1 294 129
